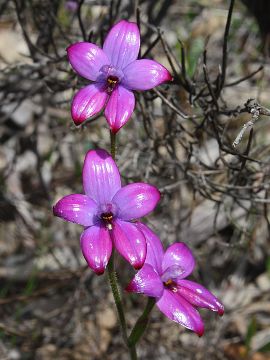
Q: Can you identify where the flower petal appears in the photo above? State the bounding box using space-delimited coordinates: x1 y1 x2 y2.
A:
71 83 108 125
53 194 98 226
104 85 135 133
83 149 121 204
111 220 146 269
177 280 224 316
113 183 160 221
161 265 188 283
136 223 164 275
67 42 110 81
162 243 195 280
103 20 140 69
122 59 172 90
156 289 204 336
126 263 164 298
80 225 112 274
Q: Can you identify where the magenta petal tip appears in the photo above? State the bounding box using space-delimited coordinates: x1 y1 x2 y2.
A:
80 226 112 275
197 326 204 337
122 59 173 91
94 268 105 276
104 85 135 133
113 183 160 221
111 220 146 269
129 253 146 270
218 306 225 317
71 84 108 126
125 281 136 293
133 262 143 270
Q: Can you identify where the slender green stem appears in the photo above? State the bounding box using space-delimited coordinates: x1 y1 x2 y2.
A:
130 346 137 360
107 253 128 344
110 131 116 160
107 131 137 359
108 236 138 359
108 131 128 340
128 297 156 347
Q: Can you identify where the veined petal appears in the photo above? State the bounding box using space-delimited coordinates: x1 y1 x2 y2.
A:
122 59 172 90
126 263 164 298
67 42 110 81
80 225 112 274
103 20 140 69
177 280 224 316
83 149 121 204
104 85 135 133
136 223 164 275
156 289 204 336
53 194 98 226
161 265 188 283
113 183 160 221
71 83 108 125
111 220 146 269
162 243 195 280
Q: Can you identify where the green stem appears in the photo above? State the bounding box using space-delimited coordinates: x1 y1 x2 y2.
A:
108 131 137 359
107 253 128 344
108 249 138 359
110 131 116 160
128 297 156 347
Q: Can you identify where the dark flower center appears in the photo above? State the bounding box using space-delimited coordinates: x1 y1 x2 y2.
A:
163 279 177 292
101 211 114 230
107 75 119 94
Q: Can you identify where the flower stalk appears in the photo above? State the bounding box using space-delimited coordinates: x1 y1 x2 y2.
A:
110 131 116 160
107 131 127 341
107 251 128 344
107 131 138 360
128 297 156 347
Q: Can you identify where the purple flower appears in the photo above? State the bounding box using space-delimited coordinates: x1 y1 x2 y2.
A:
126 224 224 336
53 149 160 274
65 0 78 12
67 20 172 132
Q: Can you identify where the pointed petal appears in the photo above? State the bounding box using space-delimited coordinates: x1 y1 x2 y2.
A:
111 220 146 269
103 20 140 69
82 149 121 204
113 183 160 221
156 289 204 336
162 243 195 280
123 59 172 90
104 85 135 133
136 223 164 275
80 225 112 274
177 280 224 316
67 42 109 81
53 194 98 226
126 263 164 298
71 84 108 125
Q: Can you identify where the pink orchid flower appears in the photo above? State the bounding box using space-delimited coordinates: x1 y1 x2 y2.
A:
67 20 172 132
53 149 160 274
126 224 224 336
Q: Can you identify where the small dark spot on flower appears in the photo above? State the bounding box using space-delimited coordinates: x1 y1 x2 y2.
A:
107 76 119 94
